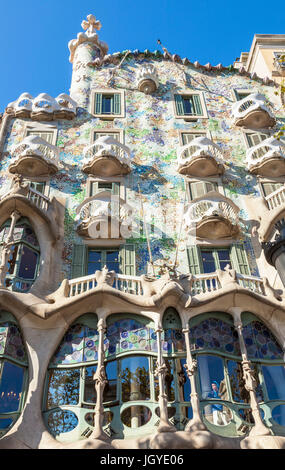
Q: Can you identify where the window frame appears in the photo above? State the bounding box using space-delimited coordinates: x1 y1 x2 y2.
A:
23 122 58 146
86 176 125 199
178 129 209 147
242 129 271 149
173 91 208 120
185 176 224 202
90 89 125 119
232 89 255 102
258 177 285 199
91 128 124 145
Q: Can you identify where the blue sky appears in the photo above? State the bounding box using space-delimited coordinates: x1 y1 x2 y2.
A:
0 0 284 112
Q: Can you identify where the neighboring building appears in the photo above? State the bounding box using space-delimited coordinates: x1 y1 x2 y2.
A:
234 34 285 85
0 15 285 450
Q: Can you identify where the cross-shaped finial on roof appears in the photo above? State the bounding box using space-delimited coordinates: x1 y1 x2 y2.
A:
81 14 102 36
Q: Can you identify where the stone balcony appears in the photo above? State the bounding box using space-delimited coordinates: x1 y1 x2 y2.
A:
231 93 276 129
62 265 282 306
184 191 240 239
9 135 60 177
6 92 77 120
246 137 285 177
177 136 224 177
82 136 131 176
75 192 132 239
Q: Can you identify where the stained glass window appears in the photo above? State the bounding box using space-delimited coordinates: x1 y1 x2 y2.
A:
105 318 157 357
242 321 283 360
189 317 241 356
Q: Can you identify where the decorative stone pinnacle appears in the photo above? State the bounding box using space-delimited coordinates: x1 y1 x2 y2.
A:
81 14 102 36
68 14 108 63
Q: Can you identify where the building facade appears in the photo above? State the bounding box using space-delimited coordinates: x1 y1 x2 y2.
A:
0 15 285 450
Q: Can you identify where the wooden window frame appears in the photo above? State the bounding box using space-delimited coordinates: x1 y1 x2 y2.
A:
185 176 224 202
90 89 125 119
172 91 208 120
91 128 124 145
23 123 58 146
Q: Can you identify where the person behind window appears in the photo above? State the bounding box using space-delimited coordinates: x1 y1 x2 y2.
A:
208 381 229 426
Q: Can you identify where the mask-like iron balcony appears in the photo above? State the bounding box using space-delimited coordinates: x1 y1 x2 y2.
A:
82 136 131 176
75 192 132 239
177 136 224 177
246 137 285 177
231 93 276 129
9 135 60 177
184 191 240 239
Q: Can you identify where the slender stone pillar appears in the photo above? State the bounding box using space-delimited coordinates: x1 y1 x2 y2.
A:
0 211 21 287
183 326 207 431
154 321 176 433
262 218 285 287
90 318 109 441
231 309 271 436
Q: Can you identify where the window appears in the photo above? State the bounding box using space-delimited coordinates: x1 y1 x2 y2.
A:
0 311 28 438
174 92 207 119
234 90 253 101
0 217 40 292
26 130 54 144
70 244 135 279
189 311 285 434
261 181 284 198
188 180 219 201
24 124 57 146
187 244 250 276
89 181 120 198
181 132 207 146
87 248 120 274
245 132 269 148
91 90 125 118
93 131 121 143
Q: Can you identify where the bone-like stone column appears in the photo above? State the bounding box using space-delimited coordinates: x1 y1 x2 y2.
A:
231 308 271 436
183 326 207 431
0 211 21 287
154 321 176 433
90 317 109 441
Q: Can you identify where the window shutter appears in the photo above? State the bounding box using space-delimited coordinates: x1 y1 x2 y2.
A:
94 93 102 114
230 244 250 275
174 94 184 116
112 182 120 196
113 93 121 115
90 182 99 197
192 94 203 115
187 245 203 275
71 244 87 279
120 244 136 275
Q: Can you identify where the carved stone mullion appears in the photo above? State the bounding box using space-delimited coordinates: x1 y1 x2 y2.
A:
0 210 22 287
90 318 109 441
155 323 176 433
234 320 271 436
183 327 206 431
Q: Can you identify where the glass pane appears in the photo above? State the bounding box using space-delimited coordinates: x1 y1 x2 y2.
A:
198 355 226 401
106 251 119 273
18 246 38 279
182 96 193 115
23 226 39 247
272 405 285 426
88 250 101 275
190 318 241 356
178 358 191 401
201 251 216 273
83 365 97 403
104 361 117 402
7 245 18 275
153 358 174 401
121 406 152 428
121 356 150 402
243 321 283 360
46 368 80 408
228 360 249 403
262 183 283 197
217 250 231 271
262 365 285 400
102 95 113 114
48 410 78 435
106 319 152 357
203 404 232 426
0 361 24 413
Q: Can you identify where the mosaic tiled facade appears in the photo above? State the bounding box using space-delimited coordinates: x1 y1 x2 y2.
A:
1 15 285 450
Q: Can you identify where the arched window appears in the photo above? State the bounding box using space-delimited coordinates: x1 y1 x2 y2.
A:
0 311 28 437
103 314 157 439
160 307 192 429
0 217 40 292
43 313 99 441
241 312 285 433
189 312 285 436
